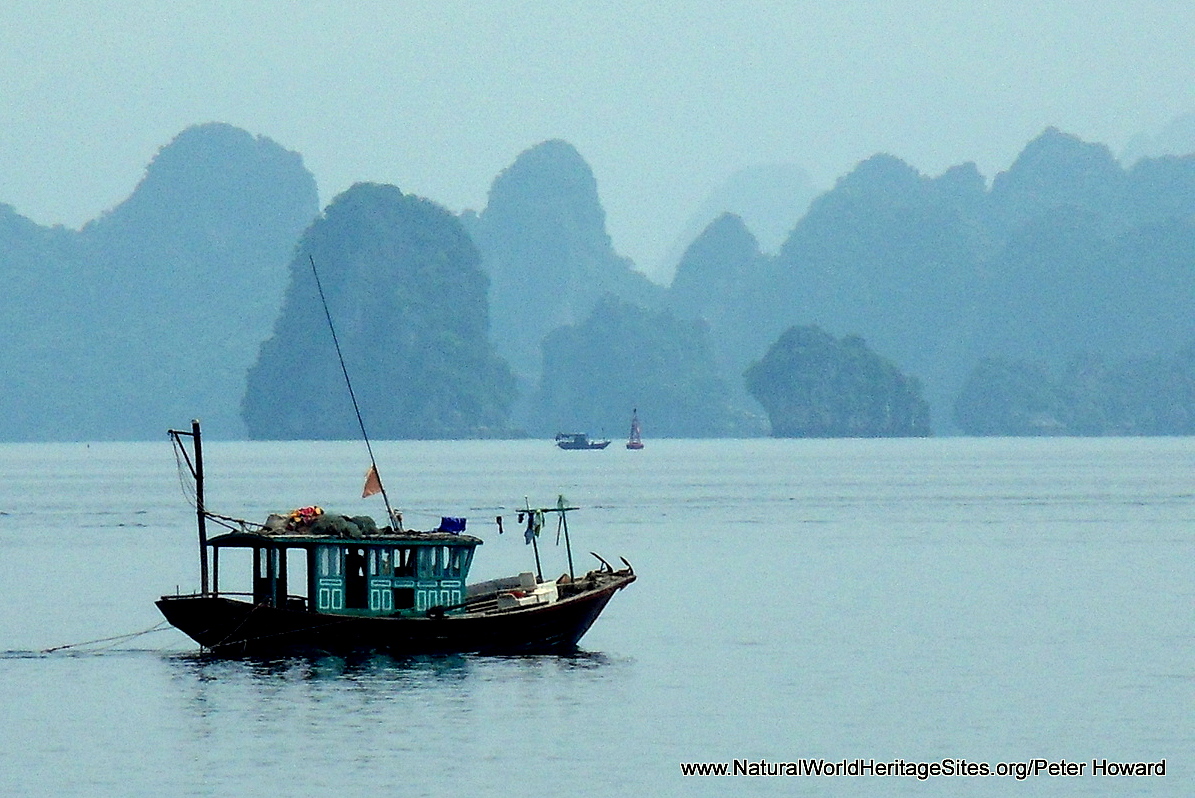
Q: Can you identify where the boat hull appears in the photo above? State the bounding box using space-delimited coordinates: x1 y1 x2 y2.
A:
554 433 610 449
157 573 635 657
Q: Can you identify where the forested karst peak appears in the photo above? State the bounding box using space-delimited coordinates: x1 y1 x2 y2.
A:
666 212 768 402
0 122 317 440
657 163 817 278
243 182 516 440
988 128 1126 227
533 295 740 438
480 139 610 243
993 127 1122 194
670 212 760 310
831 153 927 198
5 121 1195 440
468 139 663 387
83 123 316 243
745 325 930 438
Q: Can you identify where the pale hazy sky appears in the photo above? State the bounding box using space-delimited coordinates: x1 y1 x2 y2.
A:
2 1 1193 279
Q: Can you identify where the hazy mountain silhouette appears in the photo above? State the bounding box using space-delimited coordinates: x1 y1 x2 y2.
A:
5 123 1195 440
667 212 774 418
243 183 516 440
971 132 1195 398
955 348 1195 436
532 295 741 438
759 153 988 426
657 164 817 282
988 127 1128 233
674 128 1195 434
0 123 317 440
461 140 664 385
1122 111 1195 165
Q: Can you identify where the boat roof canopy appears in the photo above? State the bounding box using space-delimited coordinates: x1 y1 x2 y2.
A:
207 529 484 549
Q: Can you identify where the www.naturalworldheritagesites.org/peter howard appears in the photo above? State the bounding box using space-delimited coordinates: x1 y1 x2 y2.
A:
680 758 1166 779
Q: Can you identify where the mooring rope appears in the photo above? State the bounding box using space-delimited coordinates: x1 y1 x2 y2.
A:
41 621 173 654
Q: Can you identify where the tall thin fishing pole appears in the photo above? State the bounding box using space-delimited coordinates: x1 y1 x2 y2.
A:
309 254 398 529
525 497 543 583
557 494 575 580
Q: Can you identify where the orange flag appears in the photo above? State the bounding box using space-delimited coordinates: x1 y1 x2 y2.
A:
362 464 383 498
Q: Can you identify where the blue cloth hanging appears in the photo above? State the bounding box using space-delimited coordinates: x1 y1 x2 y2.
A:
437 516 467 534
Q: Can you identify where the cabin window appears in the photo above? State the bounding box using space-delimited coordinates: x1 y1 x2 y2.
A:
254 547 283 578
379 549 392 575
317 545 343 577
215 548 252 596
285 548 308 610
449 544 470 575
344 547 368 610
444 548 461 577
394 548 415 577
416 546 434 578
345 548 366 578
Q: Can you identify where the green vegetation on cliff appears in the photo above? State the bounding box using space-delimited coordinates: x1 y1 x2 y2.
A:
954 350 1195 436
462 140 664 383
533 296 741 437
243 183 516 439
745 326 930 437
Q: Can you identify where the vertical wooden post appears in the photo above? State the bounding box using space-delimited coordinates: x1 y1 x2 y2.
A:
530 531 543 583
192 419 209 596
525 497 543 583
559 495 575 580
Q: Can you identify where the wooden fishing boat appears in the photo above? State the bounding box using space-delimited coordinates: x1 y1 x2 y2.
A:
554 432 610 450
156 421 635 657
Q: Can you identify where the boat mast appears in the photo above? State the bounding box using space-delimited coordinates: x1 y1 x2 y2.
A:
308 254 398 529
193 419 207 594
169 419 209 595
557 494 576 580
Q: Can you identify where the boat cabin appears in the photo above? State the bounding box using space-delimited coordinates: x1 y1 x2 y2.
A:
206 525 483 618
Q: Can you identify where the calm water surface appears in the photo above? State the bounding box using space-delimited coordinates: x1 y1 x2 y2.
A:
0 437 1190 796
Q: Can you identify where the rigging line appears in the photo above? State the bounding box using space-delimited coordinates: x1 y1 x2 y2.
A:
171 434 197 507
41 621 172 654
308 254 397 528
201 511 256 533
212 603 265 649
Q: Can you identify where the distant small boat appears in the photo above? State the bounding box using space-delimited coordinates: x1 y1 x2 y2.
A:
555 432 610 450
626 409 644 450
